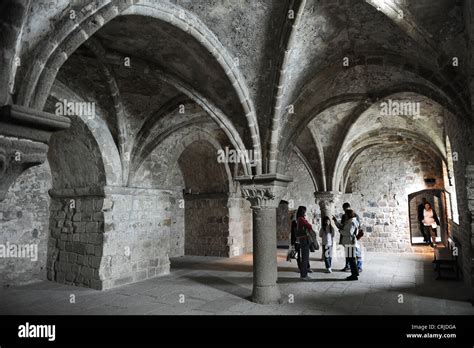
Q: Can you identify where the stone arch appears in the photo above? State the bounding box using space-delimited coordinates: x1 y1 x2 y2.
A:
131 125 235 193
47 80 122 187
45 101 113 289
343 141 446 254
171 133 234 195
273 59 467 174
138 128 251 258
331 92 449 192
337 131 445 193
15 0 262 174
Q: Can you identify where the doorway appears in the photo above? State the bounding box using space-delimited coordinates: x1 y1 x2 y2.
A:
408 190 447 245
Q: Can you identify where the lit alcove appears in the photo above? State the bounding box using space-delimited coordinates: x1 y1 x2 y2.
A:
408 189 447 245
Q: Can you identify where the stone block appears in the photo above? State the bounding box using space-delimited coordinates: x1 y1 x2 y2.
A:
86 222 99 233
135 270 147 282
59 252 69 262
73 222 86 233
149 258 159 267
91 279 102 290
94 246 103 257
86 244 95 255
73 213 82 222
91 256 101 268
77 255 85 266
113 276 133 287
88 233 103 245
65 242 74 252
94 199 104 211
56 272 66 283
73 243 86 255
93 212 104 222
80 266 93 279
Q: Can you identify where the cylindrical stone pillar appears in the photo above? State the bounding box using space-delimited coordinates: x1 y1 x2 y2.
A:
236 174 292 305
251 205 280 304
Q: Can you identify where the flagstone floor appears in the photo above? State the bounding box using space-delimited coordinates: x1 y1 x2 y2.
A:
1 248 473 315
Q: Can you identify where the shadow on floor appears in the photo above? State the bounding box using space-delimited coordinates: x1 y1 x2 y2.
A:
278 277 348 284
171 257 253 273
182 275 251 300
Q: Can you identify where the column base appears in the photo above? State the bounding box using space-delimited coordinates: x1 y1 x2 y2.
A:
251 284 281 304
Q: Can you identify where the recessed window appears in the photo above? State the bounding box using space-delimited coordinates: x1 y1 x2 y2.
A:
445 136 459 224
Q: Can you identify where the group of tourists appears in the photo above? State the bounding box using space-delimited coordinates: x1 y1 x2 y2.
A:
289 197 442 281
289 202 364 281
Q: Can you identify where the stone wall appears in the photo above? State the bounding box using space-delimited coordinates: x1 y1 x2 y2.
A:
100 187 171 290
47 187 172 290
277 201 290 242
184 194 251 257
345 144 444 253
47 192 104 289
184 195 230 257
0 163 51 288
467 165 474 285
283 151 318 224
169 190 185 258
228 196 252 256
443 111 474 285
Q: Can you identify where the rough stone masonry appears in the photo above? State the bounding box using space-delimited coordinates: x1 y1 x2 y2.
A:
0 0 473 306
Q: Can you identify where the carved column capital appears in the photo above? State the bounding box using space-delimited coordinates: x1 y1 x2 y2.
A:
236 174 293 209
0 104 70 201
314 191 342 204
314 191 343 219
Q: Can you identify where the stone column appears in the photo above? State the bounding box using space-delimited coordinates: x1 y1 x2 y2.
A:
236 174 292 304
0 104 70 201
314 191 342 223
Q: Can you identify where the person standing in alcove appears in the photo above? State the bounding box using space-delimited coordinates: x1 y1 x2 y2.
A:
422 202 441 248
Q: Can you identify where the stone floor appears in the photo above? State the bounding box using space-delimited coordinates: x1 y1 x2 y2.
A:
1 248 473 315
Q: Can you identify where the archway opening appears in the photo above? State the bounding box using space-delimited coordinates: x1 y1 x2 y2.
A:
178 140 231 257
408 189 447 245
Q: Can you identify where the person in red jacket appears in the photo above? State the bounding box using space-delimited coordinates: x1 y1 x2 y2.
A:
296 206 313 280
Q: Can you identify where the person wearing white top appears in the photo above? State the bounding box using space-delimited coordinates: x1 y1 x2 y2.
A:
335 209 360 280
319 216 335 273
422 202 441 248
